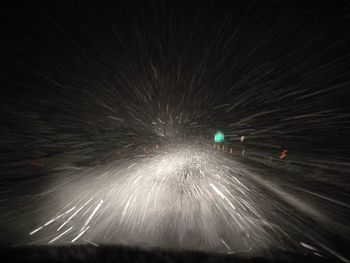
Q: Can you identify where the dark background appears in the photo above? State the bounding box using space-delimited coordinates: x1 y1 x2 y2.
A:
1 0 350 149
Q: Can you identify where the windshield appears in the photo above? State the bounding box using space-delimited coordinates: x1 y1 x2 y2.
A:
0 1 349 262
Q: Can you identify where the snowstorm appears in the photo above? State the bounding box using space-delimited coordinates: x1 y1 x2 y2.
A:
1 1 350 262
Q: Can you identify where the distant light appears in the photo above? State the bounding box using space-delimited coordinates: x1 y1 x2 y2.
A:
280 149 288 160
214 131 224 143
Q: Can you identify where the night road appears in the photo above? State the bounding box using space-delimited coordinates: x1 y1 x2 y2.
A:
1 1 350 262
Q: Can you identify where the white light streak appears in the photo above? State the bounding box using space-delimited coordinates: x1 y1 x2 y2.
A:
71 226 90 243
48 227 73 244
